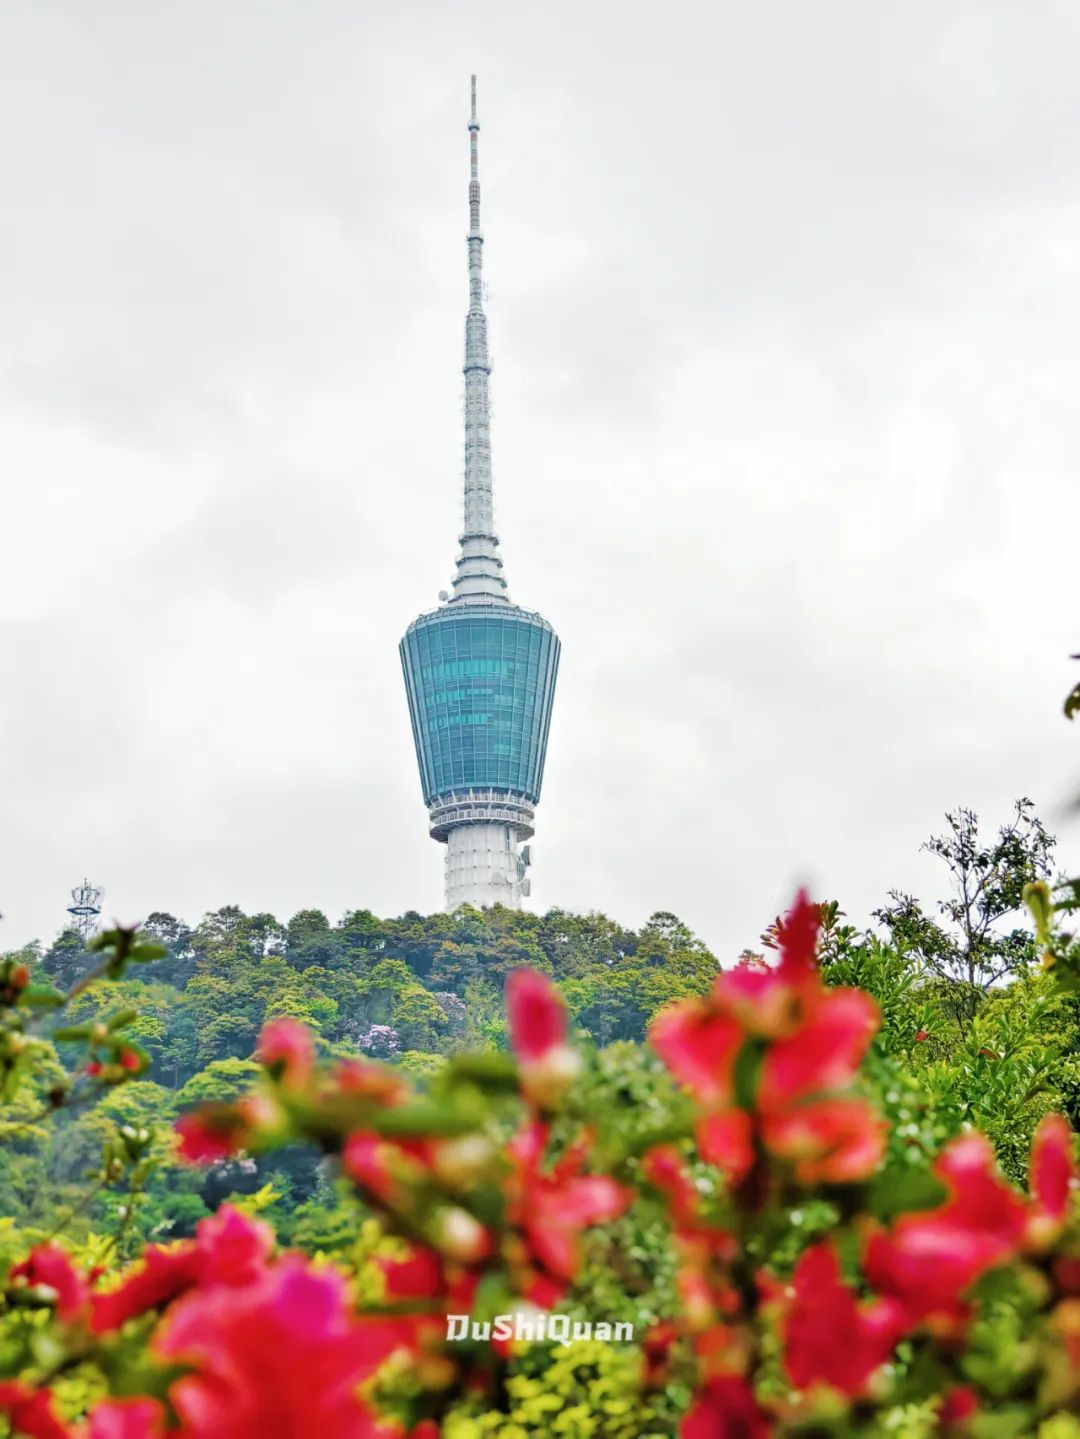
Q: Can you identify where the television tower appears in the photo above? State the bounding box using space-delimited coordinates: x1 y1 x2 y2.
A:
67 879 103 942
399 77 561 911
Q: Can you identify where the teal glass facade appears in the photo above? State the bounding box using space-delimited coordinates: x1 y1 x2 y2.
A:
400 606 560 805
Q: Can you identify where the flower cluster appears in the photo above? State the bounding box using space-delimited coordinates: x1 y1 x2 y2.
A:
0 1207 413 1438
0 974 627 1435
2 895 1078 1437
651 893 883 1190
642 893 1080 1434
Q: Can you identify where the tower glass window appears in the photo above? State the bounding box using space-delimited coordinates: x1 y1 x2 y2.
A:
400 607 560 805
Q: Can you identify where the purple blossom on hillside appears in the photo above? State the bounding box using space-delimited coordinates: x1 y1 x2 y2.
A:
433 991 467 1034
358 1024 403 1059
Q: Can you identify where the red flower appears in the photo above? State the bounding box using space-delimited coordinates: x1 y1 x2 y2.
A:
642 1145 702 1229
937 1387 979 1430
9 1243 88 1324
864 1134 1027 1327
915 1029 929 1043
1027 1113 1077 1246
156 1256 400 1439
91 1206 272 1333
681 1376 771 1439
756 989 878 1111
506 1121 632 1298
773 889 821 983
332 1057 409 1105
782 1244 904 1397
0 1383 70 1439
118 1048 141 1073
376 1245 444 1299
760 1097 886 1185
256 1017 315 1088
370 1244 475 1361
696 1110 755 1185
651 893 884 1199
175 1110 244 1164
642 1321 679 1386
92 1243 203 1335
1053 1256 1080 1296
650 1001 744 1104
342 1133 434 1205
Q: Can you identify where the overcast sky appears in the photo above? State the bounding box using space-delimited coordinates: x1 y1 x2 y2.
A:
2 1 1078 957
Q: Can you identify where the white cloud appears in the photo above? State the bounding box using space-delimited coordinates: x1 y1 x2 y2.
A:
1 0 1077 955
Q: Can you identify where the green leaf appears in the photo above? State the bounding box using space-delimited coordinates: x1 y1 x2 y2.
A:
18 984 65 1009
865 1166 947 1222
372 1103 481 1138
52 1024 92 1042
441 1052 519 1091
732 1040 763 1111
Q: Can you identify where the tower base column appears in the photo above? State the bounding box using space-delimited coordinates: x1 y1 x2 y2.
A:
444 823 525 910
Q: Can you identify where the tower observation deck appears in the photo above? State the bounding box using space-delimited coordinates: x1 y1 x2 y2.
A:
399 77 560 911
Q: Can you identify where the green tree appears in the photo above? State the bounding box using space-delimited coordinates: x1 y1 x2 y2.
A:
874 799 1055 1023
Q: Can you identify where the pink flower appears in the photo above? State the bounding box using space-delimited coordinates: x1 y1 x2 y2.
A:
85 1399 167 1438
156 1256 400 1439
1026 1113 1077 1246
864 1134 1027 1328
773 889 821 983
9 1243 88 1324
506 969 565 1061
505 969 582 1106
760 1097 886 1185
193 1205 275 1284
256 1017 315 1088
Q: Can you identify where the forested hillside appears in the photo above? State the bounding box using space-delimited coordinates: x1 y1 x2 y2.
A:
3 801 1077 1262
1 900 722 1251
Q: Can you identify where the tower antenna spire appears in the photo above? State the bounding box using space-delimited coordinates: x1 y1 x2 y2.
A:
451 74 508 603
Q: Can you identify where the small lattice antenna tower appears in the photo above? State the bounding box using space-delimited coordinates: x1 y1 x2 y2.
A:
67 878 103 942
